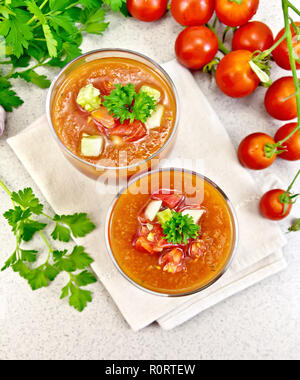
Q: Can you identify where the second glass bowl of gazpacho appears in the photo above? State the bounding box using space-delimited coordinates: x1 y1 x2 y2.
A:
46 49 179 179
106 168 239 297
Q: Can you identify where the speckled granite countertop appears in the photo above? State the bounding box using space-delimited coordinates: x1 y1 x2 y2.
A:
0 1 300 360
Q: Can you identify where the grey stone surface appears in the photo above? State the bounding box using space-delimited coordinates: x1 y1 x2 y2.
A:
0 2 300 360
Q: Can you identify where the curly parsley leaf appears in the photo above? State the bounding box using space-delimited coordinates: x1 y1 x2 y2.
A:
162 211 200 245
103 83 157 124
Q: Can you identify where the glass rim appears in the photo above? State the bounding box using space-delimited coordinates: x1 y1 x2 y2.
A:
105 167 239 298
46 48 180 172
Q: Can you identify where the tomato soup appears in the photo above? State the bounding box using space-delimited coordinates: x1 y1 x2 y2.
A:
51 56 177 169
107 169 237 295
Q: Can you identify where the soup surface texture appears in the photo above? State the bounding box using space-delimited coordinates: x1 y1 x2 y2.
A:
108 170 235 295
52 57 177 168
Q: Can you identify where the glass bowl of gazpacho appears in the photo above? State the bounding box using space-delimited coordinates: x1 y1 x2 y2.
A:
106 168 239 297
46 49 179 179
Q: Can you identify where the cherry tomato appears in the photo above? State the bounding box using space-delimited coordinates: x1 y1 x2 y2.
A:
171 0 215 26
175 26 219 70
264 77 297 121
127 0 168 22
238 133 276 170
260 189 292 221
274 122 300 161
215 50 260 98
215 0 259 27
272 22 300 71
232 21 274 52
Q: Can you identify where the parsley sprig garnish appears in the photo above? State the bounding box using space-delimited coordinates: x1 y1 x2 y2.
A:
0 0 128 112
162 211 200 245
0 179 97 312
103 83 157 124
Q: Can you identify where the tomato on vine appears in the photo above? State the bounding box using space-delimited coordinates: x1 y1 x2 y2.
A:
171 0 215 26
175 26 219 69
238 133 277 170
260 170 300 221
274 123 300 161
127 0 168 22
272 22 300 71
264 77 298 121
215 50 260 98
232 21 274 53
215 0 259 27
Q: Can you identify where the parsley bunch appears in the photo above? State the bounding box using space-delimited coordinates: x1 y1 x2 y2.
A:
0 0 128 112
162 211 200 245
0 179 97 312
103 83 157 124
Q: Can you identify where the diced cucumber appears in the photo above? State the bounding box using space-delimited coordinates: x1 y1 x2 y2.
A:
145 104 164 130
140 85 161 103
157 208 173 225
76 84 101 112
182 209 205 224
81 134 104 157
145 200 162 221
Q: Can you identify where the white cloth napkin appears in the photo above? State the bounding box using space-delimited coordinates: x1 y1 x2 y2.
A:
7 60 287 331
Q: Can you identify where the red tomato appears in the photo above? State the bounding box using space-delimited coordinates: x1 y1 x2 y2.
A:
215 50 260 98
215 0 259 27
107 120 147 142
238 133 276 170
264 77 297 121
274 123 300 161
232 21 274 52
272 22 300 71
171 0 215 26
151 190 184 209
127 0 168 22
259 189 292 221
175 26 219 70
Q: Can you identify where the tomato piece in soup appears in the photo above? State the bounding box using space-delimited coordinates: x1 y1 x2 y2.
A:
91 106 116 130
159 248 185 273
107 120 147 142
188 239 207 259
151 190 184 209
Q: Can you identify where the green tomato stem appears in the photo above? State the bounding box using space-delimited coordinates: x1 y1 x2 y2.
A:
286 169 300 193
264 0 300 155
288 1 300 16
275 0 300 148
206 24 230 55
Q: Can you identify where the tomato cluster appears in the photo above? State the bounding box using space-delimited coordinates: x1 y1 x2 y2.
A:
126 0 300 221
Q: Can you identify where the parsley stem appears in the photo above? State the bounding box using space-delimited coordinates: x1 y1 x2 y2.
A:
0 179 12 197
39 231 54 254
